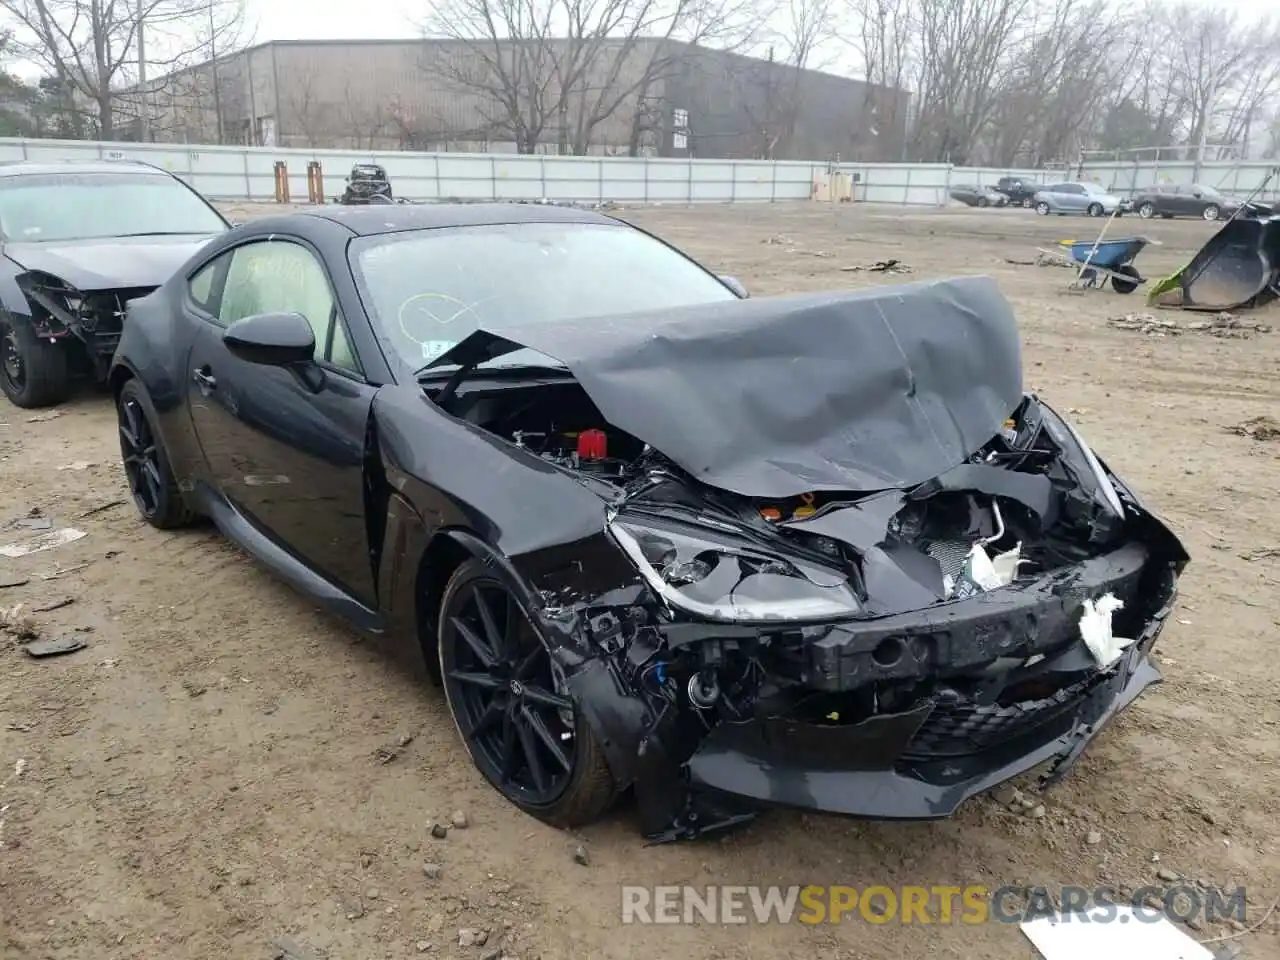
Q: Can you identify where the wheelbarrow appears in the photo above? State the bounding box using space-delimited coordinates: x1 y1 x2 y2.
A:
1036 236 1160 293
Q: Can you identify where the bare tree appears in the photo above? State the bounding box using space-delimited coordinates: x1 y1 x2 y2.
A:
0 0 247 140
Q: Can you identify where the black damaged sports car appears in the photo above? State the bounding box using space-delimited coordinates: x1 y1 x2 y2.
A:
0 159 230 408
110 203 1189 841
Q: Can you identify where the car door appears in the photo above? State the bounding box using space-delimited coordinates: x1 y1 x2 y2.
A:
184 237 381 608
1169 185 1197 217
1058 184 1083 213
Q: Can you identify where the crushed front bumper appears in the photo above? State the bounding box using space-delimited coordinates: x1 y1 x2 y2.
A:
636 567 1175 841
684 643 1158 822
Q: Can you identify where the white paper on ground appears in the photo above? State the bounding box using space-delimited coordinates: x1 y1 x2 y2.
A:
0 527 87 559
1079 593 1135 667
1021 906 1214 960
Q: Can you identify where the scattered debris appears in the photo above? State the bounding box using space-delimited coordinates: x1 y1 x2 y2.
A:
374 742 405 764
182 679 207 698
269 935 321 960
1225 415 1279 441
365 887 379 900
0 528 87 559
1022 904 1214 959
1086 831 1102 845
0 603 38 641
56 461 95 471
1109 311 1273 338
4 509 52 533
23 635 87 658
0 572 29 589
761 234 795 245
573 844 590 866
458 928 488 947
422 862 441 880
840 259 912 274
38 562 91 581
1107 313 1180 335
450 809 468 829
430 823 449 840
25 411 63 423
1241 547 1279 562
78 500 125 519
397 733 414 747
29 596 73 613
416 941 431 953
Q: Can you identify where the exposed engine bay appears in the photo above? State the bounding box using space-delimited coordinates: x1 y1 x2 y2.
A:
418 277 1188 841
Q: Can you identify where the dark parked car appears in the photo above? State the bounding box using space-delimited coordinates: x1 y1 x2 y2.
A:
994 176 1040 207
340 163 393 204
109 203 1189 841
1130 183 1268 221
0 159 230 408
949 184 1008 208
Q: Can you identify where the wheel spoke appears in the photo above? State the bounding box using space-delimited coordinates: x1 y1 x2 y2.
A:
472 586 505 655
448 669 504 690
512 646 541 680
451 616 497 668
516 715 549 794
522 705 571 772
499 713 519 783
469 701 503 740
523 685 573 711
118 422 139 450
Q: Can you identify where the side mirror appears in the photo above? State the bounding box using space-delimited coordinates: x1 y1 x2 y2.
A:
223 312 315 366
719 275 749 298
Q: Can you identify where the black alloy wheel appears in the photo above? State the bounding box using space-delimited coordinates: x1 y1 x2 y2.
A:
116 379 195 529
0 322 22 395
438 560 615 827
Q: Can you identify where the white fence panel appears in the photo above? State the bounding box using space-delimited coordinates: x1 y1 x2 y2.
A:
2 135 1275 208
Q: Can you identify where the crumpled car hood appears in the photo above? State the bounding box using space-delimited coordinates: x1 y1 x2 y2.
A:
4 234 218 291
427 275 1023 498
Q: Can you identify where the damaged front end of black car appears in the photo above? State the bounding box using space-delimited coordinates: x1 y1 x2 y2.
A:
418 275 1189 842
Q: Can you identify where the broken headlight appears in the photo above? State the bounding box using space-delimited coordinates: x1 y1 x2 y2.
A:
608 514 861 623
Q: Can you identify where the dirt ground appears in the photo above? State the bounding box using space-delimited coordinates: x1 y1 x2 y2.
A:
2 200 1279 960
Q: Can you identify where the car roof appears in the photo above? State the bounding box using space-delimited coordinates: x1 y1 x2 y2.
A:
0 159 175 179
299 201 621 236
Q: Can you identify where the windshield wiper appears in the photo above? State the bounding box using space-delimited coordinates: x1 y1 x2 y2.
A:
112 231 211 238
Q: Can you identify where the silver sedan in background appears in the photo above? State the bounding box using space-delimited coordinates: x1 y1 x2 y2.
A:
1033 181 1128 217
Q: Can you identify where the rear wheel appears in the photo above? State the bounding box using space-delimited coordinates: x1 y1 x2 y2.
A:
0 315 71 409
117 378 196 529
1110 264 1141 294
438 560 616 828
1087 202 1104 217
978 196 989 208
1203 204 1220 221
1138 202 1155 219
1035 201 1050 216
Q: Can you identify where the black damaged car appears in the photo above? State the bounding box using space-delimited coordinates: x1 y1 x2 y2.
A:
0 159 230 408
109 203 1189 841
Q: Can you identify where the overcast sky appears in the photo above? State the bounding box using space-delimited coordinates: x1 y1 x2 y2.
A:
248 0 1269 45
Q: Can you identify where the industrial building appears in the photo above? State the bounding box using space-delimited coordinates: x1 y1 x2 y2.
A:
121 38 909 162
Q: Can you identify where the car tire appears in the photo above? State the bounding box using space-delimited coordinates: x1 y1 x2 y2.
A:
1138 202 1155 219
437 559 617 829
0 314 71 409
1035 201 1050 215
1087 202 1104 217
117 378 197 529
978 196 989 208
1203 204 1220 221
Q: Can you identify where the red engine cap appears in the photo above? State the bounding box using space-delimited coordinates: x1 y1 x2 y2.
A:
577 429 607 460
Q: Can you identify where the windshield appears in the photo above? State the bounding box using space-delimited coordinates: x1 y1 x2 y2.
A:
0 172 227 242
1193 184 1222 198
349 221 739 373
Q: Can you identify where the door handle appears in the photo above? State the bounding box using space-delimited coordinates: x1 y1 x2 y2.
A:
192 367 217 391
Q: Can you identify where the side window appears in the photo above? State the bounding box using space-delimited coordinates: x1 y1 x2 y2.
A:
218 239 359 374
188 257 222 312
